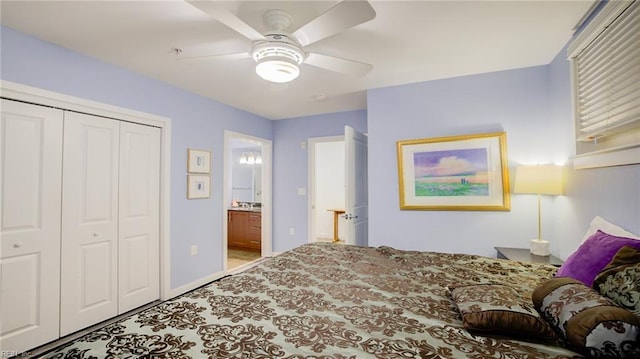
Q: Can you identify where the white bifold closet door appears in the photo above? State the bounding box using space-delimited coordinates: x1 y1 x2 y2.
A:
60 112 160 336
0 100 64 352
60 112 120 336
117 121 161 314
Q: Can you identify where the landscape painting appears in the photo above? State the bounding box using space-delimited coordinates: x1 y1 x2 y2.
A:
413 148 489 197
397 132 510 211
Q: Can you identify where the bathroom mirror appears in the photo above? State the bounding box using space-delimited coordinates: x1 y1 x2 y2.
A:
231 145 262 203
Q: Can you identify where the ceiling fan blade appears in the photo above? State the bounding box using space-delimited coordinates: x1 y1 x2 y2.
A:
292 0 376 47
186 0 265 41
176 52 251 62
305 52 372 77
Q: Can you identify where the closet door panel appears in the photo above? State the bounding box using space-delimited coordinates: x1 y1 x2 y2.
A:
0 100 63 352
60 112 119 336
118 122 160 313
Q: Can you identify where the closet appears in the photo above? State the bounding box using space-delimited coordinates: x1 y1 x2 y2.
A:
1 99 161 352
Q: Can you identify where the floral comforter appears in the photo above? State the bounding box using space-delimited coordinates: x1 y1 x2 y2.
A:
44 243 582 358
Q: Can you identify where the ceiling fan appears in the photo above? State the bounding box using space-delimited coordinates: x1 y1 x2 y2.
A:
184 0 376 83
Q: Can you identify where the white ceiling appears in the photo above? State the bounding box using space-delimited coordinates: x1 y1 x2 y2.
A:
1 0 596 120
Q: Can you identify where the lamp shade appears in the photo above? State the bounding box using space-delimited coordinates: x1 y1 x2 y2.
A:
513 165 563 195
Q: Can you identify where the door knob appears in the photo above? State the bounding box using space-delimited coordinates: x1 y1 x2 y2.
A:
13 242 23 248
343 213 358 220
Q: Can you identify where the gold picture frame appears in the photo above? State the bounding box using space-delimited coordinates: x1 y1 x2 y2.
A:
187 148 211 174
187 174 210 199
397 132 510 211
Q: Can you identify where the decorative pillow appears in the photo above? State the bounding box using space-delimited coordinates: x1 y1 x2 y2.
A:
593 246 640 315
450 284 556 339
533 277 640 358
555 230 640 286
581 216 640 244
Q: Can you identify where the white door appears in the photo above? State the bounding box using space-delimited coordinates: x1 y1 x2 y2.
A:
118 122 160 313
344 126 368 246
0 100 63 352
60 112 119 336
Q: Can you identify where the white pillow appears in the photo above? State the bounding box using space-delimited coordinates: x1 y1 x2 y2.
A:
581 216 640 243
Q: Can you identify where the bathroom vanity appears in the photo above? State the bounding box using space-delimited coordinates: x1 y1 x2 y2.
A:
227 208 261 251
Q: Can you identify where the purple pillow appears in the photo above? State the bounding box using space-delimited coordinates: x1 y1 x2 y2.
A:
556 230 640 287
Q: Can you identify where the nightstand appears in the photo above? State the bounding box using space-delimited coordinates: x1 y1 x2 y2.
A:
495 247 564 266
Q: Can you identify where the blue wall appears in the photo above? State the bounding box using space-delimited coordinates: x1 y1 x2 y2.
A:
1 26 273 290
270 53 638 259
367 66 557 257
272 110 367 252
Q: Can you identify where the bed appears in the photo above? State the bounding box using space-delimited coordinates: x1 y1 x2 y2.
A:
41 242 585 358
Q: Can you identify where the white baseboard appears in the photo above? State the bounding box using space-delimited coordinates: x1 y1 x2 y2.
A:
168 271 226 299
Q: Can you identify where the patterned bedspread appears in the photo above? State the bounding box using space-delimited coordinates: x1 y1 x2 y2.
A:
44 243 582 358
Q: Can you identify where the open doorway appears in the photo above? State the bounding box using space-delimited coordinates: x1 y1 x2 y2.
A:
308 136 346 244
308 126 368 246
223 131 272 272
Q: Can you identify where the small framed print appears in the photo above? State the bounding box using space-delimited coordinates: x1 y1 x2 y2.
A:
187 175 210 199
187 149 211 173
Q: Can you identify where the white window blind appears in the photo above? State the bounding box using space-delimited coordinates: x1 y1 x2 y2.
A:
569 0 640 159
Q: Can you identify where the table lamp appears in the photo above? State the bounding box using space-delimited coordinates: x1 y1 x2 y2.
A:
513 165 564 256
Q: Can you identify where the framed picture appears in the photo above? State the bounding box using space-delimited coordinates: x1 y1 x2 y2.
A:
187 175 210 199
187 149 211 173
397 132 510 211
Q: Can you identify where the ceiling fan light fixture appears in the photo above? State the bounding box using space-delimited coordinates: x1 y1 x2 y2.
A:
252 38 304 83
256 57 299 83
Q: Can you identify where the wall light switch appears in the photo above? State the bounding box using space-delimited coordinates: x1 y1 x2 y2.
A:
289 227 295 236
297 187 306 195
191 245 198 256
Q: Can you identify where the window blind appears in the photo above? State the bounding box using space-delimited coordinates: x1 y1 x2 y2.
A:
571 0 639 142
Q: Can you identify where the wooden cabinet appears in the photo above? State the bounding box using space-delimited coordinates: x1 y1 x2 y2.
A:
228 210 261 251
228 210 248 249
